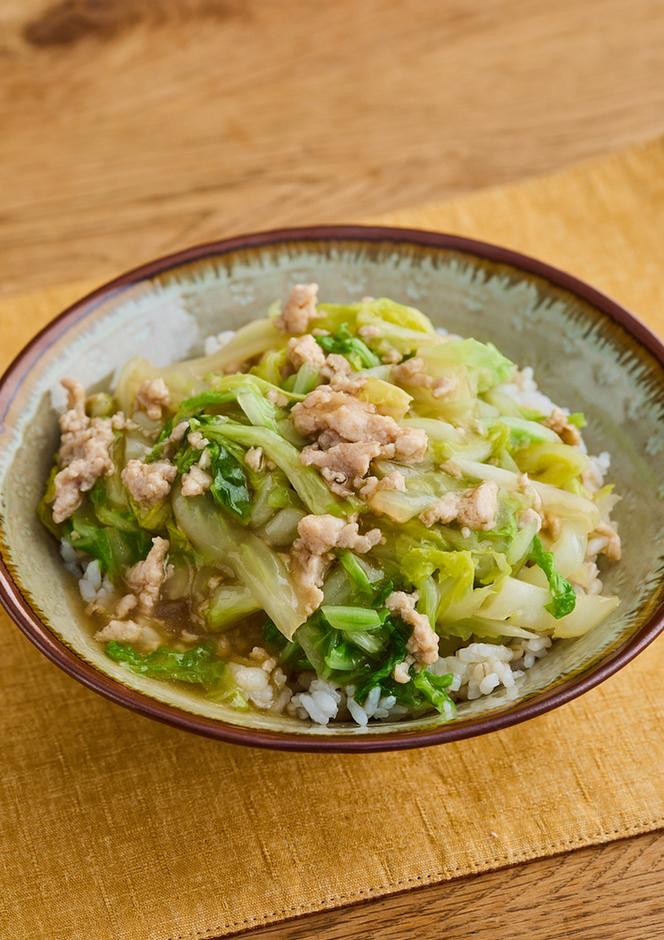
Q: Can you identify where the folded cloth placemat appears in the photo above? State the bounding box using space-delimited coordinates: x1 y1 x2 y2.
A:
2 138 664 940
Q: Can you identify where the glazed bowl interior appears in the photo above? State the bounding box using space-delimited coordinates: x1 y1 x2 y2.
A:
1 226 663 751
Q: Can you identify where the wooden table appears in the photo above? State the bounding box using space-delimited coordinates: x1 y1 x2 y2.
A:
2 1 664 936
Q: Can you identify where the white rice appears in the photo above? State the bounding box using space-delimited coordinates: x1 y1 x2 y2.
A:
585 451 611 490
227 660 296 714
496 366 558 415
279 636 552 727
431 637 552 704
60 538 84 576
203 330 236 357
65 546 116 607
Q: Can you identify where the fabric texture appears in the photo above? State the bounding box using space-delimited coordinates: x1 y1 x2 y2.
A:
2 137 664 940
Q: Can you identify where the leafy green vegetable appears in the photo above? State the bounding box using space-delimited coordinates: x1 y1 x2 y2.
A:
128 494 173 533
200 419 359 517
143 417 176 463
357 297 438 333
250 347 289 386
173 486 309 639
372 580 396 609
567 412 587 429
343 629 388 656
417 576 438 627
204 583 262 630
352 616 410 703
286 608 415 702
64 505 152 580
485 415 561 446
419 338 515 393
261 617 312 671
320 605 388 631
205 673 250 710
528 535 577 619
178 390 237 413
324 642 367 673
210 372 305 402
190 317 285 376
291 362 321 395
37 464 62 538
105 641 229 693
164 519 207 569
235 389 284 434
481 387 526 418
515 441 589 487
411 670 455 713
378 665 455 716
338 550 376 596
167 380 302 448
263 471 303 511
292 613 344 677
170 430 201 474
315 324 381 368
89 481 136 532
207 440 252 522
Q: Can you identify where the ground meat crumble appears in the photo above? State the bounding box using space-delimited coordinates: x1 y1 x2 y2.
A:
121 458 178 506
125 536 170 614
274 283 322 335
419 481 500 531
299 441 383 497
544 407 582 446
287 513 384 614
296 513 384 556
51 378 116 524
291 382 427 468
386 591 439 667
133 378 172 421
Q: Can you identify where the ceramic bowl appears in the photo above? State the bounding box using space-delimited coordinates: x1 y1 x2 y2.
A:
1 226 664 751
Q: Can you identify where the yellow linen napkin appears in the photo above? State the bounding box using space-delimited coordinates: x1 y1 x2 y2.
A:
2 138 664 940
378 136 664 334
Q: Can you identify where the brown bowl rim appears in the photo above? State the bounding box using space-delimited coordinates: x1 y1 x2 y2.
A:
1 223 664 752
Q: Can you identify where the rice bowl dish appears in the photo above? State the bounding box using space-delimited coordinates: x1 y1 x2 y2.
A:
38 284 622 728
1 226 662 751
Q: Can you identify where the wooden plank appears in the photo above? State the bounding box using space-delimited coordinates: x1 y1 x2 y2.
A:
1 0 664 297
241 831 664 940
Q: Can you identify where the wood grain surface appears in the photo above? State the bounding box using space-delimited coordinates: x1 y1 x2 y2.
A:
2 2 664 938
2 0 664 300
244 831 664 940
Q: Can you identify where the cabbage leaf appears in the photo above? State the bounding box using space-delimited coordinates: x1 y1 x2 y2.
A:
528 535 577 619
105 640 230 693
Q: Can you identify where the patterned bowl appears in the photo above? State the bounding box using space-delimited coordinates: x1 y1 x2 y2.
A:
1 226 663 751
